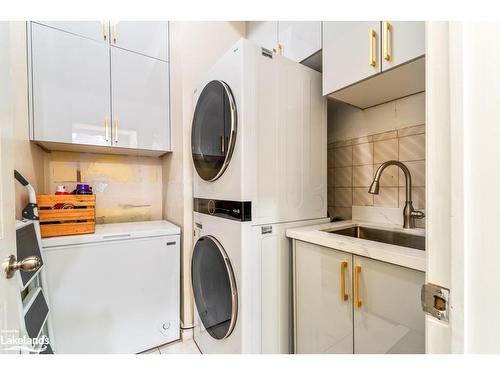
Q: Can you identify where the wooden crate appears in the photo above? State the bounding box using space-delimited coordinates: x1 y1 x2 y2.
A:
37 195 96 238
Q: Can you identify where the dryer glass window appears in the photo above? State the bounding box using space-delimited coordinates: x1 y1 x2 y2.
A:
191 80 237 181
191 236 237 340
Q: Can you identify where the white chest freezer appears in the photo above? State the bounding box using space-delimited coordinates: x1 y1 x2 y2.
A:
41 220 180 354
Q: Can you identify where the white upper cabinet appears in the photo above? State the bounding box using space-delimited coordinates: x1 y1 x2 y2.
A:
322 21 381 95
294 241 353 354
352 256 425 354
381 21 425 70
246 21 278 51
34 21 108 43
31 23 111 146
110 47 170 151
278 21 321 62
29 21 171 155
111 21 169 61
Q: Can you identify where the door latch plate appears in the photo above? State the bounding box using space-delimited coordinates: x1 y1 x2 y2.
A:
421 283 450 322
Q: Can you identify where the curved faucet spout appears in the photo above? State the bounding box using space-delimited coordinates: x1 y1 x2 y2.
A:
368 160 424 229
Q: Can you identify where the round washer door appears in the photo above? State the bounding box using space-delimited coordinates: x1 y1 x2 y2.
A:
191 235 238 340
191 80 237 181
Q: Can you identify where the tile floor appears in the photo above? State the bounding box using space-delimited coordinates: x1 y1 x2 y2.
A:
142 339 201 354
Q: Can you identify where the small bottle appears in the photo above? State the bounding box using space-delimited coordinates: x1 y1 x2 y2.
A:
55 185 70 195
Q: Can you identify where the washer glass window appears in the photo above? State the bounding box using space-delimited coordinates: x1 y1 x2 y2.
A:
191 80 237 181
191 236 237 340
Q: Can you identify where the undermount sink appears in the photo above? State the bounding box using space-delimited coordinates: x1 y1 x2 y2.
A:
322 225 425 251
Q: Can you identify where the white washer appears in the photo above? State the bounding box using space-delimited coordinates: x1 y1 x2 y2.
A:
191 38 327 225
192 210 328 354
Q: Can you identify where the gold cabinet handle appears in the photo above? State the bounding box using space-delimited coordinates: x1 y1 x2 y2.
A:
369 29 377 67
113 120 119 144
340 261 348 301
104 117 110 143
383 21 392 61
112 23 117 43
101 22 108 41
354 265 363 308
220 135 225 153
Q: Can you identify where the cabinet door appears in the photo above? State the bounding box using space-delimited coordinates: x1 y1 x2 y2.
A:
111 47 170 151
31 23 111 146
246 21 278 51
353 256 425 354
34 21 108 42
322 21 381 95
382 21 425 71
278 21 322 62
294 241 353 353
112 21 169 61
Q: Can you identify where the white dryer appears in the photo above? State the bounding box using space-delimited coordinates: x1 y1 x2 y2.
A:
191 38 327 225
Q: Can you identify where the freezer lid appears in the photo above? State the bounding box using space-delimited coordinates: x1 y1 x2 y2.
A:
42 220 180 248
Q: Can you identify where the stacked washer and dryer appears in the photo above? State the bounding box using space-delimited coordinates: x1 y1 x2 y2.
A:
190 38 328 354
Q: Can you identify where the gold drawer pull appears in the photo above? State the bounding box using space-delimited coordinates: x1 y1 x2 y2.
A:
383 21 392 61
113 120 119 144
369 29 377 67
354 265 363 308
104 116 110 143
340 261 348 301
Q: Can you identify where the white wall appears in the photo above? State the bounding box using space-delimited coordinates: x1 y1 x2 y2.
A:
163 22 246 328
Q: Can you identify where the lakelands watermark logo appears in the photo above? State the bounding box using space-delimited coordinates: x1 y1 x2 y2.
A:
1 329 50 353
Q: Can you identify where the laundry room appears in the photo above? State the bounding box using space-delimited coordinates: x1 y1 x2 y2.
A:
2 3 500 373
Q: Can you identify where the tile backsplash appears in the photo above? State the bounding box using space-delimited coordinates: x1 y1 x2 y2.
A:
328 124 425 221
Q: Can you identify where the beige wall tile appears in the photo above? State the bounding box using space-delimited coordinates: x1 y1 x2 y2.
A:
334 146 353 167
399 134 425 161
399 186 425 209
353 165 373 187
353 188 374 206
372 130 397 142
374 138 398 164
352 135 373 145
327 168 335 187
373 187 399 208
394 92 425 128
353 142 373 165
397 124 425 137
328 187 335 206
334 207 352 220
399 160 425 187
373 163 399 187
334 167 352 187
334 187 353 207
328 206 335 217
328 148 335 168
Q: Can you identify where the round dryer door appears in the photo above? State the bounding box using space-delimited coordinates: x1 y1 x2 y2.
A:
191 80 237 181
191 235 238 340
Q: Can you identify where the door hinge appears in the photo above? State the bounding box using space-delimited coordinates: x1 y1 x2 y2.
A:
421 283 450 322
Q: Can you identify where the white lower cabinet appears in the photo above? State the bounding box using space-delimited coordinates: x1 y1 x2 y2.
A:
352 255 425 354
110 47 170 151
293 240 425 354
294 241 353 353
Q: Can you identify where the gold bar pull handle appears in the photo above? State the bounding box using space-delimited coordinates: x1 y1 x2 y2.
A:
113 120 119 144
101 22 108 41
383 21 392 61
104 116 110 143
220 135 225 153
340 261 348 301
354 265 363 308
369 29 377 67
112 23 117 43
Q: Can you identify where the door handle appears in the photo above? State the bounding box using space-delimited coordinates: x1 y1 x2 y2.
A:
369 29 377 67
104 116 110 143
2 255 41 279
383 21 392 61
354 265 363 308
113 120 119 144
340 261 348 301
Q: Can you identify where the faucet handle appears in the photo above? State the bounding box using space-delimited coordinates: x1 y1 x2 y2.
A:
411 210 425 219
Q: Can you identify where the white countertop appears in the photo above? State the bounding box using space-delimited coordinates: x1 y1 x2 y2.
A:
286 220 426 272
42 220 180 248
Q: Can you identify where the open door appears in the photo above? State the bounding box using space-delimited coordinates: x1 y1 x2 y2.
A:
0 22 24 353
